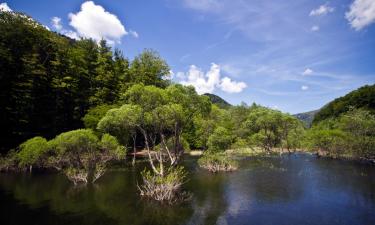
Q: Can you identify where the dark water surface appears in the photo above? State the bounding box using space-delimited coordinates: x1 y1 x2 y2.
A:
0 154 374 225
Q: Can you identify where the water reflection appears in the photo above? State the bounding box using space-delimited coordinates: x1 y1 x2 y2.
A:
0 154 374 225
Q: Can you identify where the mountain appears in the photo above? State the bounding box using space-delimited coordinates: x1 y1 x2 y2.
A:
293 110 319 127
313 84 375 124
203 93 231 108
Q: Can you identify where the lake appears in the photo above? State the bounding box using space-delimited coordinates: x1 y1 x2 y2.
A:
0 153 374 225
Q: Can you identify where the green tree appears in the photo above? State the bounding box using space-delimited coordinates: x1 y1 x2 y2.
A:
129 49 170 88
48 129 125 184
207 127 233 152
17 137 49 171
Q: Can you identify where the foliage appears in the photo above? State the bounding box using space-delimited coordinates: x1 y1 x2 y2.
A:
203 93 231 109
313 84 375 124
138 166 189 203
47 129 125 184
198 153 238 172
129 49 170 88
293 110 319 128
82 104 117 130
207 127 233 152
245 107 304 152
17 137 49 168
0 12 169 152
306 108 375 159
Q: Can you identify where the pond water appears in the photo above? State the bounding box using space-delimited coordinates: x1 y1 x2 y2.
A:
0 154 374 225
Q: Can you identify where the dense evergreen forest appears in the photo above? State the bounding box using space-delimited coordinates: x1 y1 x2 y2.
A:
1 11 374 203
0 12 170 152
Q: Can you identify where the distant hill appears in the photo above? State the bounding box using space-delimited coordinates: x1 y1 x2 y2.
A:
203 93 231 108
293 110 319 127
313 84 375 124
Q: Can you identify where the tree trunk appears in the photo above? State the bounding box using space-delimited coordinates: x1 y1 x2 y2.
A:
132 135 136 166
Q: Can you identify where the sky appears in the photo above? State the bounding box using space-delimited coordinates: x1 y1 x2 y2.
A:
1 0 375 114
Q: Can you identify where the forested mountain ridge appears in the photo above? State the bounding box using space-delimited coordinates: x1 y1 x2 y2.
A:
0 11 170 152
293 110 319 127
312 84 375 125
203 93 231 108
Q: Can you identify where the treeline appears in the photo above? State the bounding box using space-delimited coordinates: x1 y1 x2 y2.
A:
0 11 170 152
313 84 375 124
1 10 374 180
306 108 375 160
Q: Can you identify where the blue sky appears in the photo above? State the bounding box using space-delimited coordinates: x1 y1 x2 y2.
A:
2 0 375 114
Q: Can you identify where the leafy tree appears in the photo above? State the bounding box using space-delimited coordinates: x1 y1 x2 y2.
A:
17 137 49 171
97 104 142 165
82 104 117 130
48 129 125 184
129 49 170 88
207 127 233 152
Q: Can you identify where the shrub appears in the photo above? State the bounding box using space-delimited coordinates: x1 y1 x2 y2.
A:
138 166 190 203
48 129 124 185
0 150 18 171
100 133 126 160
231 138 250 149
198 153 238 173
48 129 99 155
17 137 49 169
82 104 117 130
207 127 233 152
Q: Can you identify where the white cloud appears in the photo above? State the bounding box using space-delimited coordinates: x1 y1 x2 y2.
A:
302 68 313 76
129 30 139 38
219 77 247 93
179 63 247 94
310 4 334 16
301 85 309 91
51 17 62 31
0 2 12 11
311 25 320 32
346 0 375 31
63 30 79 40
68 1 127 43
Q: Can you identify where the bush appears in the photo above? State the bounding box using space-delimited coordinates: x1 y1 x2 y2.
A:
230 138 250 149
48 129 124 185
0 150 18 171
17 137 49 169
138 166 190 203
207 127 232 152
100 133 126 160
198 153 238 172
49 129 99 155
82 104 117 130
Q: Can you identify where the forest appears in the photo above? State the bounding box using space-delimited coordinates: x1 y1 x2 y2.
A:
1 11 375 203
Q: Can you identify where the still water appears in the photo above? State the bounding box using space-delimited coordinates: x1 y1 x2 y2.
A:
0 154 374 225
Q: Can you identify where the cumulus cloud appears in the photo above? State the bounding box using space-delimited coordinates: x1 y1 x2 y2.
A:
179 63 247 94
346 0 375 31
301 85 309 91
68 1 127 43
0 2 12 11
311 25 320 32
219 77 247 93
51 17 62 31
63 30 79 40
310 4 334 16
129 30 139 38
302 68 313 76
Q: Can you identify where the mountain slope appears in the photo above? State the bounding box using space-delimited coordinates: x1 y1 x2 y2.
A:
203 93 231 108
293 110 319 127
313 84 375 124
